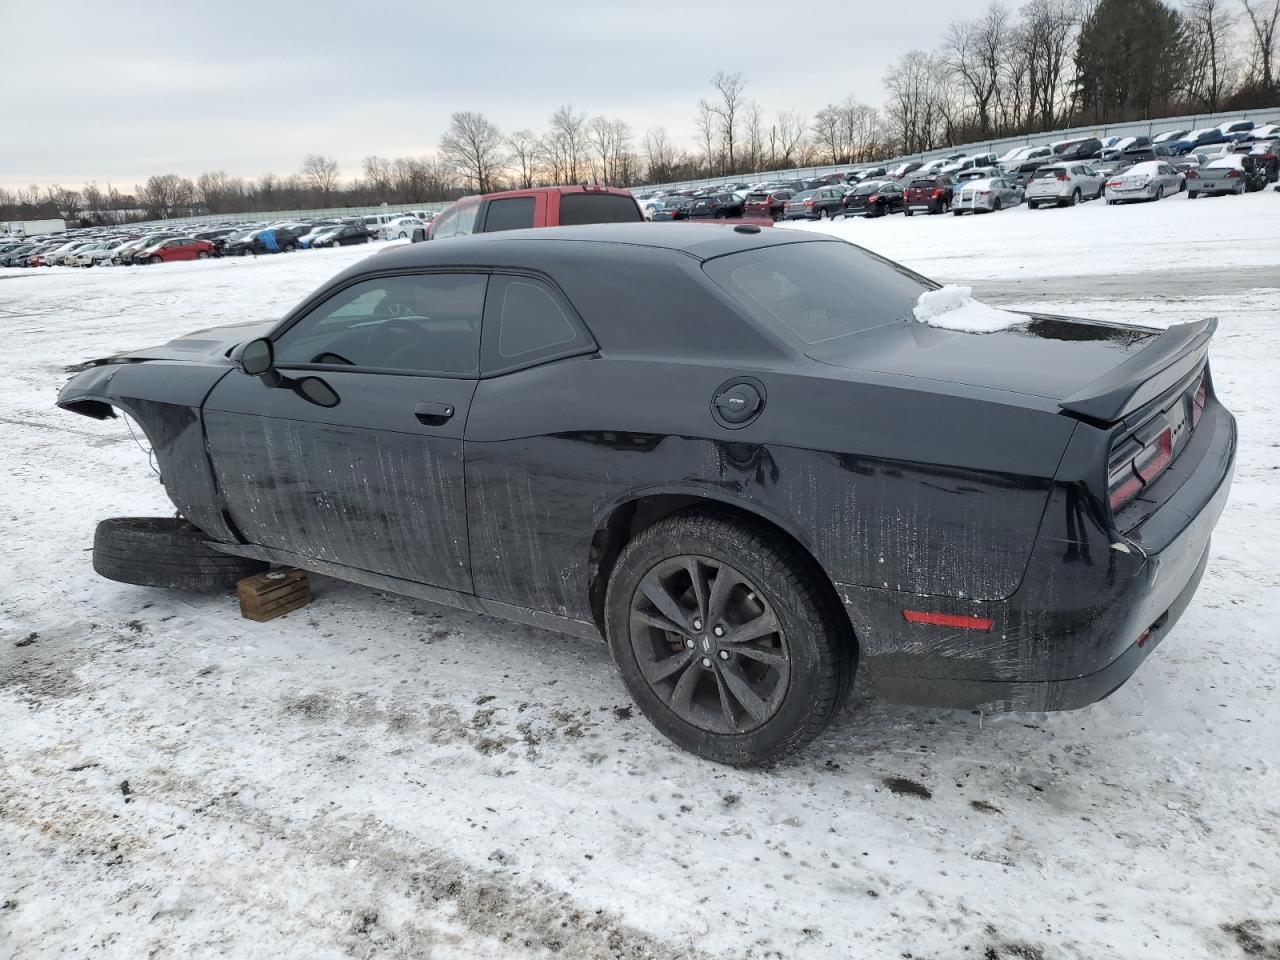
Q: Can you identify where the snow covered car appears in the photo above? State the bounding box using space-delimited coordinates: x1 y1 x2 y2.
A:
1104 161 1185 203
57 224 1236 766
381 216 425 240
1025 163 1105 208
951 176 1024 214
1186 155 1268 197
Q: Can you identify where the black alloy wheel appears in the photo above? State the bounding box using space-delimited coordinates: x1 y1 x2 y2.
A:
605 512 855 765
628 554 790 735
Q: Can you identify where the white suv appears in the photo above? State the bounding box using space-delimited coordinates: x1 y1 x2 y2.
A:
1025 163 1105 208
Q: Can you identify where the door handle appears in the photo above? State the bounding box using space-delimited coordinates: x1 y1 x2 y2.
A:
414 402 455 426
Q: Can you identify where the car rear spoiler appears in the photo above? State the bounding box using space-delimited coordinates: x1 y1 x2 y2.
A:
1058 317 1216 423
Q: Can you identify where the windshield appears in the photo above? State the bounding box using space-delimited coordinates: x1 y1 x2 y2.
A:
703 240 934 351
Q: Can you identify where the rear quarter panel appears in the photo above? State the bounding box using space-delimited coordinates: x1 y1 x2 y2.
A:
464 355 1072 621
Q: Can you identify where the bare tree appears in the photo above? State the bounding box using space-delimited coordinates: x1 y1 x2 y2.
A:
1021 0 1078 130
702 70 748 172
644 126 678 182
300 154 340 198
1182 0 1238 109
506 130 539 188
695 99 719 174
362 156 393 197
884 50 945 152
772 110 807 168
1242 0 1280 89
541 105 590 183
439 111 506 193
943 3 1010 135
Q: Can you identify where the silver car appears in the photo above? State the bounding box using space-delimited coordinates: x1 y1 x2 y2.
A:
952 176 1025 214
1104 161 1184 203
1024 163 1105 208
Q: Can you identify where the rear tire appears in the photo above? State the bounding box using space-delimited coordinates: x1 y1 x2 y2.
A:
197 250 209 259
1155 186 1164 201
904 208 913 217
604 511 855 766
1028 200 1039 209
1188 191 1199 199
1069 188 1081 206
93 517 267 592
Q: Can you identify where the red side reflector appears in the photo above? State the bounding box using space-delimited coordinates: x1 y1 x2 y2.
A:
902 610 994 631
1136 629 1151 648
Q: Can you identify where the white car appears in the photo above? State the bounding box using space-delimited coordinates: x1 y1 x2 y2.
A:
381 216 424 240
1024 162 1105 208
1103 161 1184 203
67 240 124 267
952 176 1025 214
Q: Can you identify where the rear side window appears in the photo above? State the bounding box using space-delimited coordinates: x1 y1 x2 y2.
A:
484 197 536 232
481 275 596 375
557 193 642 225
704 241 932 349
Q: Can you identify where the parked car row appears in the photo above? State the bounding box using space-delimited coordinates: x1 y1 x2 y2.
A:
0 210 441 270
634 119 1279 225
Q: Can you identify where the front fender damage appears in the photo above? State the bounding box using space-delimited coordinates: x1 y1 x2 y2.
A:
58 361 240 543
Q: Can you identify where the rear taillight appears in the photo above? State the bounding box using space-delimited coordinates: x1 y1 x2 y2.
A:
1186 169 1198 178
1106 180 1121 187
1226 169 1241 178
1057 172 1070 181
931 188 941 198
868 195 880 202
1108 423 1175 513
803 199 814 205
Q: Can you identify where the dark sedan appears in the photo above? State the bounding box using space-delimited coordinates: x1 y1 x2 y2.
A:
649 198 692 221
311 223 373 247
224 228 300 255
59 224 1235 766
781 187 845 220
688 193 745 219
841 180 905 217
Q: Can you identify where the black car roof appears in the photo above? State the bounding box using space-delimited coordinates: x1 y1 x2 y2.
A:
356 222 827 273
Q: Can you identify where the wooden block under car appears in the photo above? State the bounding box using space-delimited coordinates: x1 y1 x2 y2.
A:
237 568 311 622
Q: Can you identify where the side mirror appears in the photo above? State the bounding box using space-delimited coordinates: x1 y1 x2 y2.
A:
239 338 274 376
411 227 426 243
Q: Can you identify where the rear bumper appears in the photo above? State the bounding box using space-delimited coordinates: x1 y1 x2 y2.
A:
839 399 1236 712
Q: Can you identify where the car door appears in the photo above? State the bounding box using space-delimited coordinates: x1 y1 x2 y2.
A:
201 270 488 592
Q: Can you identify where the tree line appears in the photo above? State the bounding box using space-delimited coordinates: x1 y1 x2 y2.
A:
2 0 1275 226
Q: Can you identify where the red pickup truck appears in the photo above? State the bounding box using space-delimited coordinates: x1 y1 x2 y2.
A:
426 185 642 239
420 184 772 241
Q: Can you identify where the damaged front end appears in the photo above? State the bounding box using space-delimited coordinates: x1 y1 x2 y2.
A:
57 320 275 543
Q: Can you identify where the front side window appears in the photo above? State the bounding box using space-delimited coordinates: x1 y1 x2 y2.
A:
454 202 480 236
274 273 487 376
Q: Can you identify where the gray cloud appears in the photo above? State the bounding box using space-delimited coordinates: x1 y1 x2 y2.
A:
2 1 956 189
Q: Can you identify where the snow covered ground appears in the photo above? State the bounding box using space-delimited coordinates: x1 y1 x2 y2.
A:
2 197 1279 960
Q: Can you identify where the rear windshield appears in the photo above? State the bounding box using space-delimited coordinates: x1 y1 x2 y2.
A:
908 179 936 189
1033 167 1066 178
558 193 642 225
746 192 768 201
703 241 933 348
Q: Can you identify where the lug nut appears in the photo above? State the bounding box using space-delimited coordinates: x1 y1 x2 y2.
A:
713 625 725 637
692 618 703 631
718 650 730 660
684 638 694 649
701 657 712 668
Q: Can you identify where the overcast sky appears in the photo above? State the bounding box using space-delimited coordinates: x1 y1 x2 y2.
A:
3 2 955 191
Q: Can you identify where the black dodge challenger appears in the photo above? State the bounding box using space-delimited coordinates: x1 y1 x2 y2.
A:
58 223 1236 765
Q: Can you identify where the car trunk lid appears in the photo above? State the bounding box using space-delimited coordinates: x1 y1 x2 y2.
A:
809 313 1213 422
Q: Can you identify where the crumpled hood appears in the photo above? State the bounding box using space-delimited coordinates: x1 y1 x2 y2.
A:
66 319 277 371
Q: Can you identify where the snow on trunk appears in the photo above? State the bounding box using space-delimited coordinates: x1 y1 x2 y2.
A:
913 284 1026 333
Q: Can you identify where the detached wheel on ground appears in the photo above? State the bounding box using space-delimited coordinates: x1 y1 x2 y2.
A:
604 511 855 766
93 517 267 592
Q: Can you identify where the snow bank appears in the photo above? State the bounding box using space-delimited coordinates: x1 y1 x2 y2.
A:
913 284 1027 333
